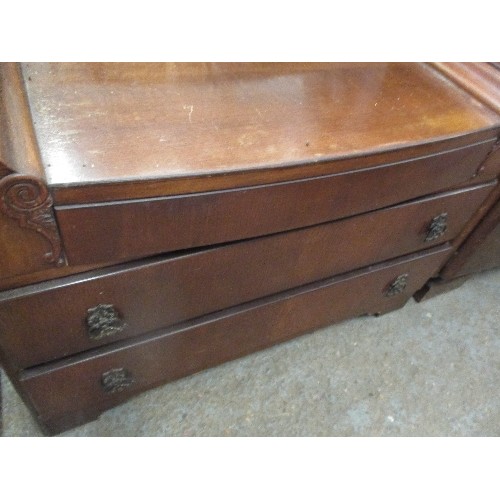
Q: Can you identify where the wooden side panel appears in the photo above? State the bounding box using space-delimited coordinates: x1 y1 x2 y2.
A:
19 245 452 433
479 140 500 179
415 182 500 301
0 63 66 282
0 214 61 282
0 63 45 178
441 199 500 279
56 140 496 266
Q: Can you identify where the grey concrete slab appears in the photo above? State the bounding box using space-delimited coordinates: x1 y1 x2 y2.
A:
1 267 499 436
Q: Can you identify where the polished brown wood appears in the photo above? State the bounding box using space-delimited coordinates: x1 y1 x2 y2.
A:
50 131 500 205
56 141 497 267
0 369 2 435
1 182 492 368
1 62 499 435
431 63 500 115
441 198 500 279
3 62 498 289
22 63 500 203
0 64 65 282
430 63 500 181
0 209 62 282
415 63 500 301
0 260 111 293
436 179 500 253
0 63 45 179
19 245 453 434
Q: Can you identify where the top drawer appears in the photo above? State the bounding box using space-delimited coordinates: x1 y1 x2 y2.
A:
56 139 496 266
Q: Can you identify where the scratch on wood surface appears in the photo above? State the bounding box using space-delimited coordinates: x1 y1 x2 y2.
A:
183 104 194 123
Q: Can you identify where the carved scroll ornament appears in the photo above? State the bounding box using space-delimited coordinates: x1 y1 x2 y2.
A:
0 174 64 266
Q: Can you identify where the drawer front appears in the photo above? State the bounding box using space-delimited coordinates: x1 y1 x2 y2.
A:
55 140 495 266
19 245 453 429
0 182 493 368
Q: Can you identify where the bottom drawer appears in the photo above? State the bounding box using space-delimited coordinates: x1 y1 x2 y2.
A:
20 244 452 434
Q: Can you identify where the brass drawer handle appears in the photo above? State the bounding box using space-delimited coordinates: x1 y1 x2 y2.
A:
385 273 408 297
101 368 135 393
425 213 448 242
86 304 125 340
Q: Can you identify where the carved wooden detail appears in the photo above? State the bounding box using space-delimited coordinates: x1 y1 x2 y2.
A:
0 174 64 266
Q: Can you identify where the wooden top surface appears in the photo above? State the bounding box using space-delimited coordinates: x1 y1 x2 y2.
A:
20 62 500 200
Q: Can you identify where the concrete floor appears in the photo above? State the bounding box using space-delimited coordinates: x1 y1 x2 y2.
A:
1 267 499 437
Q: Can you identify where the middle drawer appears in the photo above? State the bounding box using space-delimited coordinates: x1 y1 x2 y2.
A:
0 181 494 368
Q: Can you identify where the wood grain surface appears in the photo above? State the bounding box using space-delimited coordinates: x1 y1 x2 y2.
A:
19 244 453 434
55 140 496 266
441 199 500 279
431 62 500 115
2 62 499 434
1 181 492 368
0 63 45 179
21 63 500 203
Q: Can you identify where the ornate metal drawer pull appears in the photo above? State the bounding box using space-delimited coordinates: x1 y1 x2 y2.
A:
385 274 408 297
101 368 135 393
86 304 125 340
425 213 448 242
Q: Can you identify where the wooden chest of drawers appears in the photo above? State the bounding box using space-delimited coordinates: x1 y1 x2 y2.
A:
1 63 499 434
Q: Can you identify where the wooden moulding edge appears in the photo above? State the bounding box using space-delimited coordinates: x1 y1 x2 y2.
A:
52 130 500 205
429 62 500 116
0 63 46 180
0 64 65 272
